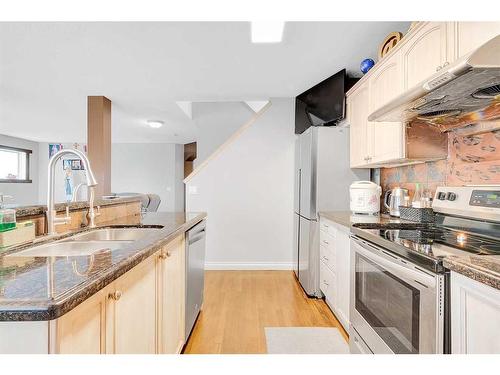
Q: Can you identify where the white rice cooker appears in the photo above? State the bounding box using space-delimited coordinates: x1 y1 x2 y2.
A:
349 181 382 215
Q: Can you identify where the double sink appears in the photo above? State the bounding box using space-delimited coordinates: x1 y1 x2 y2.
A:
8 228 161 258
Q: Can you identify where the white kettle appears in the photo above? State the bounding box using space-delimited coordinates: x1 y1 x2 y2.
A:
350 181 382 215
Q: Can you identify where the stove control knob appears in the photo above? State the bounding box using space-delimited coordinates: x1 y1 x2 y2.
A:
437 192 447 200
447 192 457 201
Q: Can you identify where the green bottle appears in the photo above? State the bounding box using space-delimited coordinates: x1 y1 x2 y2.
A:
0 194 16 232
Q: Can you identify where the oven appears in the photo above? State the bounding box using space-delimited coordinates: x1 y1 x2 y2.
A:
350 236 445 354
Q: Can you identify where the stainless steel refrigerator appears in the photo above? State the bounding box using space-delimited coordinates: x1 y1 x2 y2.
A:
293 126 369 297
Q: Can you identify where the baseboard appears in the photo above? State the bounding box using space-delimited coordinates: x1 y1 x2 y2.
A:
204 262 294 270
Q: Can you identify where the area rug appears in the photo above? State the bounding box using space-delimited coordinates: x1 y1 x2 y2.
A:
264 327 349 354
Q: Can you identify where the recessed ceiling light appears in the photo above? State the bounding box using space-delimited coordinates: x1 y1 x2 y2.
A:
251 21 285 43
147 120 163 128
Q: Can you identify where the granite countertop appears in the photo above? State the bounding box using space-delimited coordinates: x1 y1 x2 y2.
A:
319 211 410 228
12 196 143 218
319 211 500 290
444 256 500 290
0 211 206 321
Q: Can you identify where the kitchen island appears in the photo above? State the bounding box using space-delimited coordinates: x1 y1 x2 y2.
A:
0 211 206 354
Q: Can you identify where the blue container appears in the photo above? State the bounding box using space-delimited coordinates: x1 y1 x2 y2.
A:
360 58 375 74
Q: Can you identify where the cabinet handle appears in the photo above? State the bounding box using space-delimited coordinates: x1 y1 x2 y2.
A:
109 291 122 301
436 65 442 72
323 280 329 286
443 61 449 67
323 240 329 245
323 256 329 261
159 251 172 260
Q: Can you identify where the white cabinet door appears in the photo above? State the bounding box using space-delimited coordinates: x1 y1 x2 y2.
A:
110 255 157 354
402 22 450 89
318 218 351 332
158 235 186 354
347 83 370 168
333 224 350 332
320 261 336 305
453 22 500 59
451 271 500 354
367 51 405 164
55 287 108 354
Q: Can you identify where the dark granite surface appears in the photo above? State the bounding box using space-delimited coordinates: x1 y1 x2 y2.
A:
0 211 206 321
319 211 411 228
444 256 500 290
12 196 142 218
320 211 500 289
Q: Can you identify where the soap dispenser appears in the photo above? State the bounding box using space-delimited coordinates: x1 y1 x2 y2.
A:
0 193 16 232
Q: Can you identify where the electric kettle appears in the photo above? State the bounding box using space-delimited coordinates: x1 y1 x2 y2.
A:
384 187 409 217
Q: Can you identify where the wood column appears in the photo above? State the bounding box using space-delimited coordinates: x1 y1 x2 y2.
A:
87 96 111 197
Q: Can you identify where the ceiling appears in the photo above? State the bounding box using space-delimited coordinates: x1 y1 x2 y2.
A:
0 21 410 144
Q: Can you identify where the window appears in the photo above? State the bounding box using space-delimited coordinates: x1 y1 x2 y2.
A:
0 145 32 183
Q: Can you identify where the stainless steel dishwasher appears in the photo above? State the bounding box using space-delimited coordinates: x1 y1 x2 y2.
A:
185 219 206 339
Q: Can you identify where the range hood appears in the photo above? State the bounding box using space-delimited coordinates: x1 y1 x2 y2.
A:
369 35 500 132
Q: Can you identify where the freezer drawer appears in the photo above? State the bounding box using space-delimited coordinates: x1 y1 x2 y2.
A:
298 216 320 297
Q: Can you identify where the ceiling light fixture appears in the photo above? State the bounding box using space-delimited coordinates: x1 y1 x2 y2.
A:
251 21 285 43
147 120 164 129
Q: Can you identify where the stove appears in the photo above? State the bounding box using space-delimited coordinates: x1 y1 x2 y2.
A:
349 186 500 354
351 185 500 273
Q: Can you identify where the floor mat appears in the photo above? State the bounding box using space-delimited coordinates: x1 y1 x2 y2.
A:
264 327 349 354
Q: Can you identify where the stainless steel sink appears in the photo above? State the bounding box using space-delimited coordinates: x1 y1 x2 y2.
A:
7 241 129 257
67 228 160 242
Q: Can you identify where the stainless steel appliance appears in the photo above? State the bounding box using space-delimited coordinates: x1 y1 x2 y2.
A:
293 126 368 296
350 236 445 354
185 219 206 339
369 35 500 130
349 185 500 354
384 187 409 217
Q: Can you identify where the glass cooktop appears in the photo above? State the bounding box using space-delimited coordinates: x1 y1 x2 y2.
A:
365 226 500 259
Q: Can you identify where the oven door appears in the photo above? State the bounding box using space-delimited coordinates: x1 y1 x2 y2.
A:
350 237 444 354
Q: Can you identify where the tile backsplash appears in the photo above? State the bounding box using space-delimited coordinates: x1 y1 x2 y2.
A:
380 128 500 201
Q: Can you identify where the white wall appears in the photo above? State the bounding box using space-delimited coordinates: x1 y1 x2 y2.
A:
112 143 184 212
0 134 40 206
193 102 253 166
186 98 295 270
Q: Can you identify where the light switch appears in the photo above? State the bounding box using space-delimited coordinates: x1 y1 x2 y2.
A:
188 186 198 195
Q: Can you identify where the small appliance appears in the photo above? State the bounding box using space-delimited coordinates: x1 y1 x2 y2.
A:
349 181 382 215
384 187 409 217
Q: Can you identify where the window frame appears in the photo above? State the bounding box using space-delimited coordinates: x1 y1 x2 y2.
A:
0 144 33 183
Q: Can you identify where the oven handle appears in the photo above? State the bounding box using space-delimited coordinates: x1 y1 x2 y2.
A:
352 237 437 289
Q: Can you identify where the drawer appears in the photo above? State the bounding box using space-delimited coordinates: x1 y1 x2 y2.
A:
320 244 336 271
320 231 336 254
320 262 336 303
320 219 337 237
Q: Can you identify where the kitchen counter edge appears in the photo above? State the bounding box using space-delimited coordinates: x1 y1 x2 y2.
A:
0 212 206 321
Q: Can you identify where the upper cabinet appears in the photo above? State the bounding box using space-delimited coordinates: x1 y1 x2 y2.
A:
347 21 500 169
367 51 405 165
347 83 370 168
402 22 451 89
451 22 500 59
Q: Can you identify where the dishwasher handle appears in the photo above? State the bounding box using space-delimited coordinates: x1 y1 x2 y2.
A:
188 221 206 245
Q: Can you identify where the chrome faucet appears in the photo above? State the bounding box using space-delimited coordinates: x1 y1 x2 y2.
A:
47 149 98 235
71 182 87 202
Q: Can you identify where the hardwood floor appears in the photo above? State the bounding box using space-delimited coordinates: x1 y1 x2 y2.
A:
183 270 348 354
